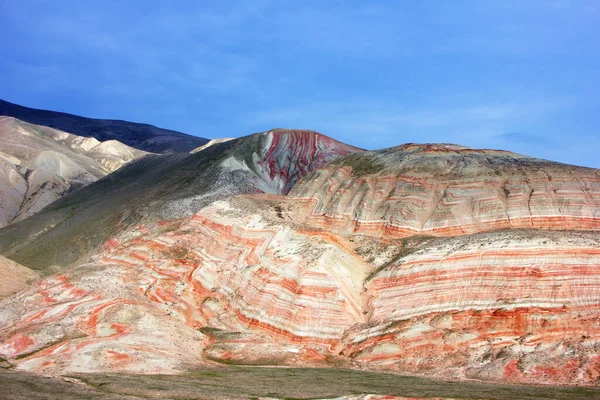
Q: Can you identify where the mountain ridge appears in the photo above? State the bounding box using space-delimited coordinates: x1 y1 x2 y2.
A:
0 99 209 153
0 129 360 271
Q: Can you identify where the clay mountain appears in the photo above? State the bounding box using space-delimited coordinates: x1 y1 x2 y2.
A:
0 116 151 229
1 104 600 397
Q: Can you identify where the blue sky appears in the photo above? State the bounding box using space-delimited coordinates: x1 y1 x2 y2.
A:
1 1 599 167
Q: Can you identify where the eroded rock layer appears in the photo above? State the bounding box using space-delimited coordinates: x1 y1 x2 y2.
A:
346 230 600 385
0 264 211 373
0 196 361 373
0 129 361 272
247 129 362 194
1 137 599 386
290 144 600 237
2 191 599 385
155 128 362 220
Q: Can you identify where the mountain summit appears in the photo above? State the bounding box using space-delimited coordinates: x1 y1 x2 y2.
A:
0 129 360 271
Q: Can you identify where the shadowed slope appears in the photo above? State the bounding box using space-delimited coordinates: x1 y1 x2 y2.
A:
0 99 208 154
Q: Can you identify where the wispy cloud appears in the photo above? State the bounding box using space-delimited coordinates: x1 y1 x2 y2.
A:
495 132 553 147
1 0 598 167
247 96 573 148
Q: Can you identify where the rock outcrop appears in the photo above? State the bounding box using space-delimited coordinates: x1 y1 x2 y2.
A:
290 143 600 237
2 196 599 384
347 230 600 385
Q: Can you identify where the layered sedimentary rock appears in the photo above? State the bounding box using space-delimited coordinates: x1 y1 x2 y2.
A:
0 195 363 373
290 144 600 237
345 230 600 385
0 129 360 271
0 261 211 373
1 136 599 386
2 192 600 385
164 129 362 218
0 116 148 227
237 128 363 195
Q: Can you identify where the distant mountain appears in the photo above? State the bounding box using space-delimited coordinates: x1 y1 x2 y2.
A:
0 99 209 153
0 116 148 228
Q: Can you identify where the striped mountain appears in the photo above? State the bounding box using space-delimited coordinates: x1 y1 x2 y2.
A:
1 139 599 385
290 143 600 237
0 129 361 272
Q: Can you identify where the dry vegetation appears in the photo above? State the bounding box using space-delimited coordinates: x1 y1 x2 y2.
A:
2 367 600 400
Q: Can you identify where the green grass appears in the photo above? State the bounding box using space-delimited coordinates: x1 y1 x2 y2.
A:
4 366 600 399
365 235 434 281
342 154 385 177
69 367 600 400
0 140 236 272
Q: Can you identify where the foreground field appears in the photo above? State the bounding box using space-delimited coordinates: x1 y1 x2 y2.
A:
2 367 600 400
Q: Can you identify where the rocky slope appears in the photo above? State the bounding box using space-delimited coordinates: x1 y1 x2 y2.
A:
1 139 599 386
0 116 148 228
290 143 600 237
0 99 209 153
1 195 599 385
191 138 234 153
0 129 361 272
0 255 39 299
